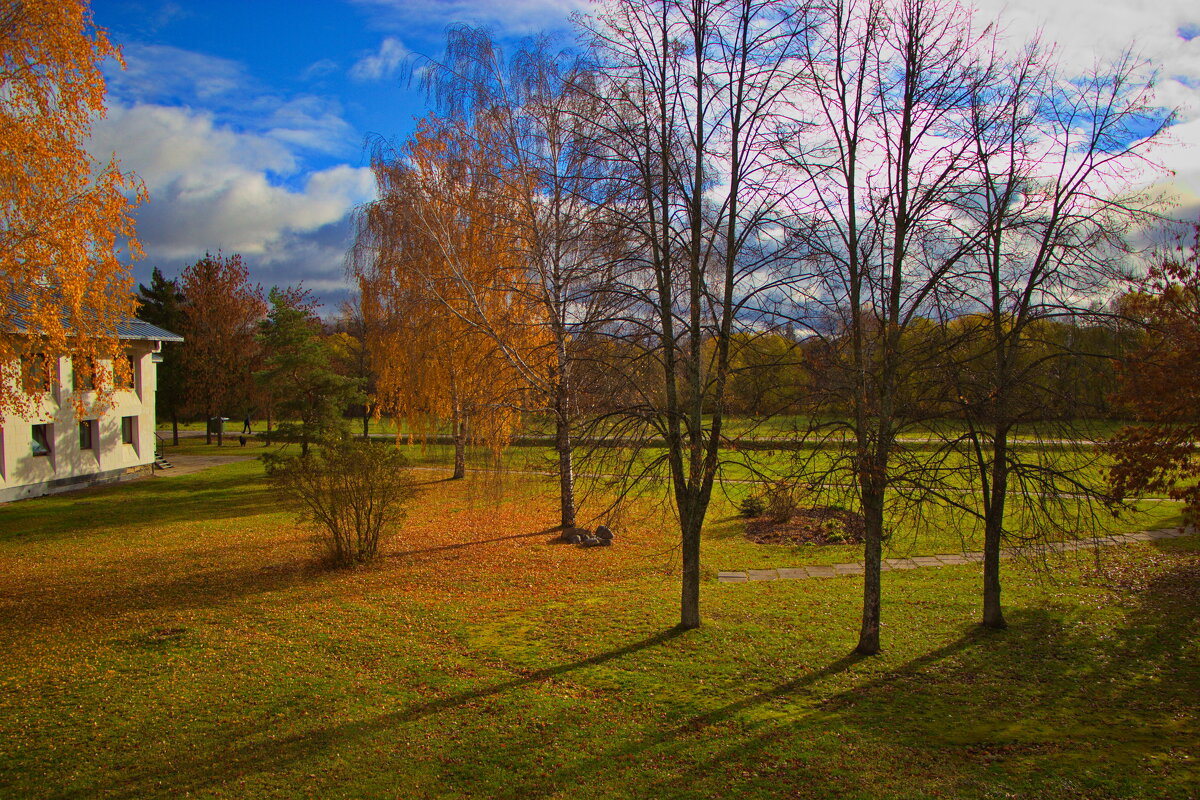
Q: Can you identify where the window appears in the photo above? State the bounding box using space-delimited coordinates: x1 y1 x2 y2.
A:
31 424 51 457
20 353 52 394
79 420 96 451
72 357 95 392
118 353 137 390
121 416 136 445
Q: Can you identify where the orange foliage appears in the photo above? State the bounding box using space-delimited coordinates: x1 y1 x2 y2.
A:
355 116 549 453
179 253 266 427
1108 222 1200 521
0 0 146 416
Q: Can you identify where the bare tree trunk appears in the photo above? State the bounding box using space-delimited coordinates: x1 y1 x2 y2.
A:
555 407 576 530
857 486 885 655
171 412 179 447
982 431 1008 628
362 408 370 440
680 503 703 630
452 404 466 480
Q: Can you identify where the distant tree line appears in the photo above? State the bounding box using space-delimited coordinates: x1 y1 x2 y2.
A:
135 254 366 448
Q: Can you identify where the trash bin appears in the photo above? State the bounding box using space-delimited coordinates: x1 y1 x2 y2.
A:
208 416 230 435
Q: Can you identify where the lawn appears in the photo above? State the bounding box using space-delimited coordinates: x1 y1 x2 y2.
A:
0 455 1196 799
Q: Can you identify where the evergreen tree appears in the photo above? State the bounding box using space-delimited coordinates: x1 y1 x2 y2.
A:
256 287 363 455
136 267 185 444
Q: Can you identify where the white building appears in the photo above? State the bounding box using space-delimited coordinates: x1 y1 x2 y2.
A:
0 320 183 503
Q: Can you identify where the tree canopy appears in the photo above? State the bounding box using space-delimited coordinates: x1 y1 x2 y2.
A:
0 0 145 415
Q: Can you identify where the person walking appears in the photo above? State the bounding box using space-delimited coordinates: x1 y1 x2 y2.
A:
242 414 252 434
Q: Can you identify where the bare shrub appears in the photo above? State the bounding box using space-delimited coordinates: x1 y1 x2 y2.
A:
764 480 805 524
266 438 414 566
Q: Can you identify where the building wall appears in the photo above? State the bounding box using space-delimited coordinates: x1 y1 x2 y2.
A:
0 343 160 502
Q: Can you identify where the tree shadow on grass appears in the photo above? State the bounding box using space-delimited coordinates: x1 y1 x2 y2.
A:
632 556 1200 799
61 626 691 800
38 550 1200 799
391 526 564 558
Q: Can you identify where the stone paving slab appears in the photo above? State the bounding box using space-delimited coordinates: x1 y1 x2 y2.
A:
718 526 1195 583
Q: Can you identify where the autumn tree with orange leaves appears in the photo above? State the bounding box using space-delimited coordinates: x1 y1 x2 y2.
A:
352 117 544 479
1109 222 1200 523
0 0 146 416
417 27 624 531
179 253 266 445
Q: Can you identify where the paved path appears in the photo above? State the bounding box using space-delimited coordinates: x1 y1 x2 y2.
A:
154 452 258 477
716 527 1196 583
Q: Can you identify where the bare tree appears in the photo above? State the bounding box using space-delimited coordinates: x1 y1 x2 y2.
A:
783 0 990 654
942 41 1169 629
581 0 809 629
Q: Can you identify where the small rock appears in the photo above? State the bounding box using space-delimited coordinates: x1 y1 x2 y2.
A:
595 525 614 541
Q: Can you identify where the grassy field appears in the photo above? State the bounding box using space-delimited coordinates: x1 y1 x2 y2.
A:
0 453 1196 799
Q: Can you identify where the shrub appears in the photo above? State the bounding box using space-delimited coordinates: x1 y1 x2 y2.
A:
265 437 414 566
764 480 805 524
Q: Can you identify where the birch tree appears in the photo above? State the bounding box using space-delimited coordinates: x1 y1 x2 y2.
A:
415 28 623 530
0 0 145 415
352 118 541 479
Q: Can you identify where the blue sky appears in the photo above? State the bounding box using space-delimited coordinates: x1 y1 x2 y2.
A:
88 0 585 309
86 0 1200 312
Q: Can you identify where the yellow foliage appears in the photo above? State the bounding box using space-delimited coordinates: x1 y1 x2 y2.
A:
356 116 550 451
0 0 146 417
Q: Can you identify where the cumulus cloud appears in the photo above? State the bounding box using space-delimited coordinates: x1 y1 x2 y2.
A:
350 37 411 81
90 102 375 261
105 44 357 158
87 43 377 305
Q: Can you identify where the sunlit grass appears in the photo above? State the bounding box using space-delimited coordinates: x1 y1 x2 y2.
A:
2 453 1193 799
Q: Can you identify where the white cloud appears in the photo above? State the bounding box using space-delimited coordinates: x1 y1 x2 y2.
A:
301 58 340 81
975 0 1199 81
108 43 249 104
87 42 376 302
350 37 411 82
88 102 376 267
961 0 1200 218
350 0 588 35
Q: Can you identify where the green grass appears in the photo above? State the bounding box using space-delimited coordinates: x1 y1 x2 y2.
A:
3 455 1193 798
163 436 1186 568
